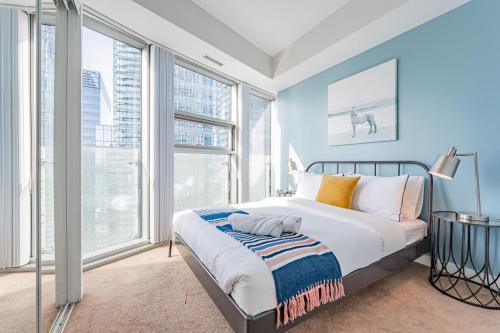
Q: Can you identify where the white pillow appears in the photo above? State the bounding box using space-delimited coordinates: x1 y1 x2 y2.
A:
401 176 424 220
295 172 322 200
352 175 409 222
295 172 343 200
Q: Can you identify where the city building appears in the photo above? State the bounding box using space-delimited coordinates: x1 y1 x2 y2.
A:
82 69 102 146
112 40 142 148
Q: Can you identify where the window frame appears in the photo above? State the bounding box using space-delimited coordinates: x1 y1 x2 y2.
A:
80 16 150 258
174 112 235 153
173 57 238 207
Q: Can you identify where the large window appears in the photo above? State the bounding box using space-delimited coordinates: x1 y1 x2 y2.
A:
81 26 144 254
249 93 273 201
173 62 235 212
39 22 146 259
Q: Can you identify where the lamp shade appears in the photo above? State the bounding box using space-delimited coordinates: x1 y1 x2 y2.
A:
429 147 460 180
288 158 298 174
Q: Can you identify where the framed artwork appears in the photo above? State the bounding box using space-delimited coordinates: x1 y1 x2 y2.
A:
328 59 397 146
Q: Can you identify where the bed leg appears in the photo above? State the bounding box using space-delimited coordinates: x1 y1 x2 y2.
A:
168 240 173 258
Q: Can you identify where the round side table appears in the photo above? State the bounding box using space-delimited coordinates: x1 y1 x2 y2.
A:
430 211 500 309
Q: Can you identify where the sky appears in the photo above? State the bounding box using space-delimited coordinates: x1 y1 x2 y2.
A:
82 27 114 126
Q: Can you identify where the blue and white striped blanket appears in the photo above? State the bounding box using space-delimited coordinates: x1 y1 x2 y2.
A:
194 207 344 327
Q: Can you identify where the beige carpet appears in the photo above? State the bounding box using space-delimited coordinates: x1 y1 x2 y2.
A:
65 246 500 333
0 271 59 333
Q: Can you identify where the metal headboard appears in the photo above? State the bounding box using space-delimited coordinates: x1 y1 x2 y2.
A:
306 160 433 225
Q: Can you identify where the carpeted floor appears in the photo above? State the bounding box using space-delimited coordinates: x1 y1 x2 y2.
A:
0 271 59 332
64 245 500 333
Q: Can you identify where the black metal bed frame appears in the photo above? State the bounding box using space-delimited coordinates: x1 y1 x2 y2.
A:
306 160 434 228
173 160 433 333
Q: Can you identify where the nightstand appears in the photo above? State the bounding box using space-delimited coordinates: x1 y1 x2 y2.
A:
275 189 296 197
430 211 500 309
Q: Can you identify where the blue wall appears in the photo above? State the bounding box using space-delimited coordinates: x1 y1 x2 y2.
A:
277 0 499 269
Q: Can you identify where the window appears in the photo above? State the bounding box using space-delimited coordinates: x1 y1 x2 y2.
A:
174 64 232 121
174 153 230 211
173 62 235 212
174 119 231 149
249 93 273 201
39 22 147 259
81 26 144 254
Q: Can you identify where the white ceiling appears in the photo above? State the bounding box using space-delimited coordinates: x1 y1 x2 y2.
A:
191 0 350 57
89 0 471 93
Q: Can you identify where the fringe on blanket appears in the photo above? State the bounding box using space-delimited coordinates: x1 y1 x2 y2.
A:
275 279 345 328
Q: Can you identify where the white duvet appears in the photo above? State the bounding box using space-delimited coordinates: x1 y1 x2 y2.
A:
173 197 426 316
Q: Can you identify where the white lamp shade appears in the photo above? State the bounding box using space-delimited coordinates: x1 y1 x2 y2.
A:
288 159 298 174
429 153 460 180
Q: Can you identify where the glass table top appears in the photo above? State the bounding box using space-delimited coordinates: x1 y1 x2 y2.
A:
432 211 500 227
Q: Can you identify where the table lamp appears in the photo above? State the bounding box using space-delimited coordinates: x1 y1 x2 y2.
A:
429 147 489 222
288 158 298 174
287 158 298 191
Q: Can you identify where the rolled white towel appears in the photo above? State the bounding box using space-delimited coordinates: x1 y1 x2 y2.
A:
228 213 283 237
271 215 302 233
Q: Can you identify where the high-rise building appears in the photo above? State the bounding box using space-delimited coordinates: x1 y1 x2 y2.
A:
82 69 102 146
249 94 271 156
112 40 142 148
81 69 102 252
173 64 231 120
172 65 231 148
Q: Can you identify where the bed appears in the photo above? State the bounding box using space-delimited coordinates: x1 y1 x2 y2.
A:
172 160 433 333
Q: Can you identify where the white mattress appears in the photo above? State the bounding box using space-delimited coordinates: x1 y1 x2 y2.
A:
400 218 428 246
173 197 427 316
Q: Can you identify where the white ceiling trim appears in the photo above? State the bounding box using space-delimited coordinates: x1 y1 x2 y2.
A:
132 0 272 77
84 0 470 94
272 0 407 77
191 0 350 57
273 0 471 91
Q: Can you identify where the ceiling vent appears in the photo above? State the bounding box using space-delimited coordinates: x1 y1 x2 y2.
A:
203 55 224 67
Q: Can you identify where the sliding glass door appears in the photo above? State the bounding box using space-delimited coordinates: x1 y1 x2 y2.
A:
81 24 146 255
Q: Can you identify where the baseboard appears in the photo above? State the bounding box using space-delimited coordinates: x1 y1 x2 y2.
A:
83 242 168 271
1 242 168 274
414 254 431 267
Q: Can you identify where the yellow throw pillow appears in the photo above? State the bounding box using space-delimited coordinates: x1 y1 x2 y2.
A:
316 175 361 209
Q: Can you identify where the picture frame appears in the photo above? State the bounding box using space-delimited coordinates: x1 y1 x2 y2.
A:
327 59 397 146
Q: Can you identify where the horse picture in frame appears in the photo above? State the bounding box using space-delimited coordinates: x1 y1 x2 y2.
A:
327 59 397 146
